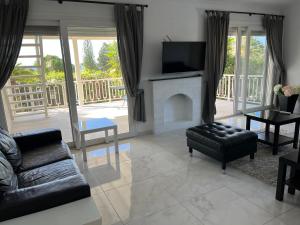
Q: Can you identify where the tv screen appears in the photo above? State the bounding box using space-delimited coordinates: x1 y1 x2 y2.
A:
162 42 206 73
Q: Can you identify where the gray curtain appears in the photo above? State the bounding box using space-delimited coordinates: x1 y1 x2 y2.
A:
263 15 286 105
202 11 230 123
0 0 29 89
114 4 146 122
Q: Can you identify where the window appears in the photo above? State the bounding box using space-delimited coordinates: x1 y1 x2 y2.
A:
216 24 271 118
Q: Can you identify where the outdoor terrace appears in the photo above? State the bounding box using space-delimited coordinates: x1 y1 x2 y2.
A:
2 74 264 143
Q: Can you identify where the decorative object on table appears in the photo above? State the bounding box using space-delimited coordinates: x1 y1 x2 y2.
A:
274 84 299 113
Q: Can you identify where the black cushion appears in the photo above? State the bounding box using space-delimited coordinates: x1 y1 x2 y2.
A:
13 128 62 152
18 159 79 188
19 141 72 172
0 175 90 222
186 122 257 150
0 151 18 193
0 128 22 171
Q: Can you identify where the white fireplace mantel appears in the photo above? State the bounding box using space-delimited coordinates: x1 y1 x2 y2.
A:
148 72 202 134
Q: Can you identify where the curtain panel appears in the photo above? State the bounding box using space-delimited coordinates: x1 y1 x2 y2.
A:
202 11 230 123
0 0 29 89
114 4 146 122
263 15 286 105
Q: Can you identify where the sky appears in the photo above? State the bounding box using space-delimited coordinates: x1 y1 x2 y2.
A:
18 38 115 66
18 35 265 66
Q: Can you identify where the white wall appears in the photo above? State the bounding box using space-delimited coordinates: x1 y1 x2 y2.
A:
27 0 283 133
284 0 300 112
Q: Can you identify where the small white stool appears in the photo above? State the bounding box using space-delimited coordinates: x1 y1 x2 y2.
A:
74 118 119 162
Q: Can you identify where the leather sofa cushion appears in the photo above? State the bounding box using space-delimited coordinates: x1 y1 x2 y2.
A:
19 141 72 172
0 128 22 171
0 151 18 193
186 122 258 150
0 175 90 222
18 159 79 188
13 129 62 152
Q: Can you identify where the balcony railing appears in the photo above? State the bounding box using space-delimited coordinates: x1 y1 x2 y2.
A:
3 78 126 119
217 74 264 103
4 74 264 119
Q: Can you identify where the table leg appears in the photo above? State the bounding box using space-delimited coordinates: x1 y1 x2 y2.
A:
246 117 251 130
106 146 111 165
74 128 81 150
265 123 270 135
288 167 296 195
113 127 119 154
273 125 280 155
276 160 287 201
105 129 109 144
293 121 300 149
81 133 87 162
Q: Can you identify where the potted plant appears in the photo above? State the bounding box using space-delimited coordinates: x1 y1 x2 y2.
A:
274 84 299 113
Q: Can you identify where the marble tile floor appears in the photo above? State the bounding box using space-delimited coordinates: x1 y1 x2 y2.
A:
72 117 300 225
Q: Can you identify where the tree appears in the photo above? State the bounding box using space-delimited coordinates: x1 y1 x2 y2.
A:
44 55 64 72
11 63 37 84
97 43 110 71
224 37 236 74
224 36 266 75
248 37 265 75
104 41 122 78
82 40 98 71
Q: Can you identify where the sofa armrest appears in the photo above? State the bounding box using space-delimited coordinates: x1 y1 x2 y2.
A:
13 128 62 152
0 175 91 222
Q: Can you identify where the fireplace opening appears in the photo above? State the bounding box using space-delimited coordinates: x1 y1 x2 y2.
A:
164 94 193 123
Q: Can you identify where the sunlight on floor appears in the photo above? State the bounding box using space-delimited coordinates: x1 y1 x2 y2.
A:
10 100 129 142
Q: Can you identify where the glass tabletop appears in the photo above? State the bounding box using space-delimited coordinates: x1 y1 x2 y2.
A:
245 110 300 123
76 118 117 132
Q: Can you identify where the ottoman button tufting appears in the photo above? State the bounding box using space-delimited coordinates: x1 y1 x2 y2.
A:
186 122 257 171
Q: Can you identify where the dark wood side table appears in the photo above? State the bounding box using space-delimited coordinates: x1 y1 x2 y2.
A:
276 151 300 201
245 110 300 155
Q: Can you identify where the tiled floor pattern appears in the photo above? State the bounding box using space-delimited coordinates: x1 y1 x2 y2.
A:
73 118 300 225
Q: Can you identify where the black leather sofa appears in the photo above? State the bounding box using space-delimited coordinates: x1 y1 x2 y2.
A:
186 122 258 170
0 128 90 222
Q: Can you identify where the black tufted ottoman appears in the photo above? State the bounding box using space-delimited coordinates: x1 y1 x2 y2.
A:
186 122 258 170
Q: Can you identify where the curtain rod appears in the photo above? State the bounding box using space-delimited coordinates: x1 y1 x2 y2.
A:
205 10 284 18
52 0 148 8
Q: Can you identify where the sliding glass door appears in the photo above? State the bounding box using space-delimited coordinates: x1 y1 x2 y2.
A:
0 32 74 142
0 22 133 147
59 21 132 146
235 27 269 113
216 25 270 118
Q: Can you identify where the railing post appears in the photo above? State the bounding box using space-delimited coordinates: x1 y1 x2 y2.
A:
108 79 112 102
227 75 231 101
77 81 85 105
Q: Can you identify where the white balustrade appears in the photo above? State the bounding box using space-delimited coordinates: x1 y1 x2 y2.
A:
216 74 264 104
4 78 126 117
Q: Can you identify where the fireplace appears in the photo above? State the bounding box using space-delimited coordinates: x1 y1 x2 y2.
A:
164 94 193 123
149 72 202 134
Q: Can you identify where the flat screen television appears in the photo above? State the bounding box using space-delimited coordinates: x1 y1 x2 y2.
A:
162 42 206 73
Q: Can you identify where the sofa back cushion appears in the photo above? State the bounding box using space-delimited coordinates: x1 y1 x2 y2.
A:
0 128 22 171
0 151 18 194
